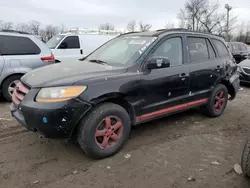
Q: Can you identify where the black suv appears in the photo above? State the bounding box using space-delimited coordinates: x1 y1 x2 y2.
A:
10 29 239 159
227 42 250 64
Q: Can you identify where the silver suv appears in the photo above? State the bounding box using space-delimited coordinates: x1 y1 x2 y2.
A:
0 30 55 101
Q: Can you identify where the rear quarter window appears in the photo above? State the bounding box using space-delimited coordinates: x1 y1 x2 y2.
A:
0 35 41 55
212 39 230 57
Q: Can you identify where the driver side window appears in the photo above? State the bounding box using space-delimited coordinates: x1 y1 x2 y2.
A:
58 36 80 49
151 37 183 66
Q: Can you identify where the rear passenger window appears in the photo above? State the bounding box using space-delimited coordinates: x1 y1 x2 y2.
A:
151 37 183 66
0 35 41 55
187 37 209 63
212 39 230 57
59 36 80 49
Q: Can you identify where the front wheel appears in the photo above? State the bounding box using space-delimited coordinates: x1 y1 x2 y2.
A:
77 103 131 159
202 84 228 117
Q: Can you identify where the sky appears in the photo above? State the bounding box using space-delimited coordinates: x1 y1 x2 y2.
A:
0 0 250 30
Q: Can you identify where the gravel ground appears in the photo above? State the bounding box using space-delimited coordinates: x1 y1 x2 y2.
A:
1 87 250 188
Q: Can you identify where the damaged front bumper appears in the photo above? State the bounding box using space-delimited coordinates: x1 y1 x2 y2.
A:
10 96 92 138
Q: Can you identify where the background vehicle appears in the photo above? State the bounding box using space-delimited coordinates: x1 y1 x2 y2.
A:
46 32 117 63
227 42 250 64
11 29 239 159
237 59 250 84
0 30 55 101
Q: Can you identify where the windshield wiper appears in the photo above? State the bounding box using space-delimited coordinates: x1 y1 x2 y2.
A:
88 59 109 65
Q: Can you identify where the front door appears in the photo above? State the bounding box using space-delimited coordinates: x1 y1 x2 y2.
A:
54 36 82 62
136 36 190 121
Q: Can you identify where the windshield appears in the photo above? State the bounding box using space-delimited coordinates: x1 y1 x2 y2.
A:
46 35 65 49
86 36 157 66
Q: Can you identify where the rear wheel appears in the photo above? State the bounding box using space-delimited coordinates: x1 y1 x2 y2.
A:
2 75 22 102
77 103 131 159
202 84 228 117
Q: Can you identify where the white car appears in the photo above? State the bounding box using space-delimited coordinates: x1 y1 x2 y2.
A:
46 33 117 63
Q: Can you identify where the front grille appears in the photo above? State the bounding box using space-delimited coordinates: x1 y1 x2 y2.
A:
12 82 30 105
243 68 250 75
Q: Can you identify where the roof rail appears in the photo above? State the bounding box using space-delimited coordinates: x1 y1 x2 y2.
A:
156 28 189 34
119 31 141 36
0 29 30 35
155 28 224 39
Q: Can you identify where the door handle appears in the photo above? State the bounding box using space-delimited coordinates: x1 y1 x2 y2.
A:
179 73 187 78
179 73 188 81
80 49 83 54
215 65 221 72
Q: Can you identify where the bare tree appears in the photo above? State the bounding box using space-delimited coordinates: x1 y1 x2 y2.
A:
29 20 40 35
198 2 225 33
165 21 175 29
0 21 13 30
139 21 152 32
178 0 237 40
99 23 115 30
40 25 59 42
178 0 207 31
126 20 136 32
235 22 250 42
59 24 66 34
15 23 30 33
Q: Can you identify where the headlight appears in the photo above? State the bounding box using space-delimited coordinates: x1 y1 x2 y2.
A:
36 86 87 102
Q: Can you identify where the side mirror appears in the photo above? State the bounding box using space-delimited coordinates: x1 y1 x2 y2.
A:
146 57 170 70
59 42 68 49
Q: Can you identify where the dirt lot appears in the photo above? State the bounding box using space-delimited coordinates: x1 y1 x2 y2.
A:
1 87 250 188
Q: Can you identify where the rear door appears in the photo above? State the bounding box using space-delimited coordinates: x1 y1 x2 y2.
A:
211 38 235 72
188 36 223 100
54 36 82 62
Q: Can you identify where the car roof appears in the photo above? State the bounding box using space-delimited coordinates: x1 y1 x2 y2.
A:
121 28 224 41
0 30 31 37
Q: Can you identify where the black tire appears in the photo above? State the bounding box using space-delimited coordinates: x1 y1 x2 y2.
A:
1 75 22 102
77 103 131 159
241 139 250 177
202 84 228 117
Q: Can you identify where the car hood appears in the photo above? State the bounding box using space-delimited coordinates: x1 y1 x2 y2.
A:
21 60 126 88
238 59 250 67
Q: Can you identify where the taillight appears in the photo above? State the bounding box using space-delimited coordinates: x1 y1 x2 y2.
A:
41 53 55 63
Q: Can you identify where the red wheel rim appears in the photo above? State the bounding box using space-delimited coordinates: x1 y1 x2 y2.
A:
95 116 123 149
214 91 225 112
